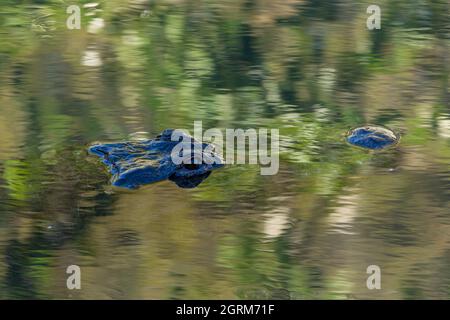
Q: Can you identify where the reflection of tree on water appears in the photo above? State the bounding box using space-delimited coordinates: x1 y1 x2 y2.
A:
0 147 117 298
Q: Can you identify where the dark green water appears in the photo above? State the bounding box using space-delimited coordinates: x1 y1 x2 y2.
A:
0 0 449 299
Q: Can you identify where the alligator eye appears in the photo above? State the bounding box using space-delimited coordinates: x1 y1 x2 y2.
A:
183 163 200 170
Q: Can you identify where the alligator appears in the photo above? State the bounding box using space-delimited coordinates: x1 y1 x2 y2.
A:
88 129 223 189
89 125 398 189
346 125 399 150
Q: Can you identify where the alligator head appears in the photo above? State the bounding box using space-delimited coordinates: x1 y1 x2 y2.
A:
88 129 223 189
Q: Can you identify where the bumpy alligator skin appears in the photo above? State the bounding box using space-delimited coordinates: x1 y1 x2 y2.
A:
89 129 223 189
346 126 399 150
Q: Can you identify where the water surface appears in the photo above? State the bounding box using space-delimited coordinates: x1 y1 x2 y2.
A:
0 0 449 299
